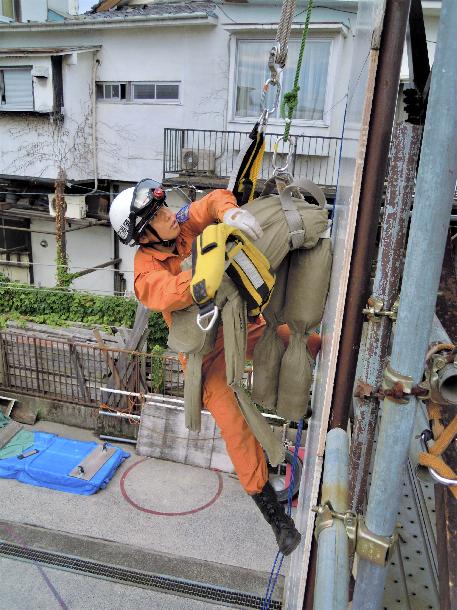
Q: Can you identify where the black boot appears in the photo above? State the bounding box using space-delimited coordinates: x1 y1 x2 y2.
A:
252 481 301 556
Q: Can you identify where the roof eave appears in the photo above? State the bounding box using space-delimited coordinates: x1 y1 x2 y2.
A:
0 13 218 32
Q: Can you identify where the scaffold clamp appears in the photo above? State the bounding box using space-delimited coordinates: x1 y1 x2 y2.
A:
312 503 397 565
312 502 357 553
362 296 399 323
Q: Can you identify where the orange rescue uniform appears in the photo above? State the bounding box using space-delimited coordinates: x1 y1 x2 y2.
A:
134 189 320 494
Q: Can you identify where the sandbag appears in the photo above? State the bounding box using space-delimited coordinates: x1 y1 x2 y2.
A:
277 239 332 421
251 256 289 409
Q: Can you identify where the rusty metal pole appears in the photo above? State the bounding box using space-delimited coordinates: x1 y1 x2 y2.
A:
330 0 412 431
349 122 422 514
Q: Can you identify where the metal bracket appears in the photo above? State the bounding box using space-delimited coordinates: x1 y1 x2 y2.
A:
382 363 415 404
312 503 397 565
356 518 398 566
363 296 399 323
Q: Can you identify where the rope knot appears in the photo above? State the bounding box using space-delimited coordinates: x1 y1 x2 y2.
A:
281 86 300 119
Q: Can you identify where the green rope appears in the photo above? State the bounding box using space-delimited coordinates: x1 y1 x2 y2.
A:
281 0 314 142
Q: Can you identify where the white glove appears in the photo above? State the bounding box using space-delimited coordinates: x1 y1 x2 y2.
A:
223 208 263 241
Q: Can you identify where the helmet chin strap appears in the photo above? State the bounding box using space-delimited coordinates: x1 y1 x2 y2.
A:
140 226 176 249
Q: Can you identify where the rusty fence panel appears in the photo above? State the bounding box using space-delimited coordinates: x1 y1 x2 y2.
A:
0 329 184 411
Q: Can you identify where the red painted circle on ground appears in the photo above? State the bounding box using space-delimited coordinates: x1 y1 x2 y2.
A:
120 457 224 516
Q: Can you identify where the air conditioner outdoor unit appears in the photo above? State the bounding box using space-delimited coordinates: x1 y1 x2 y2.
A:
48 194 87 220
181 148 216 173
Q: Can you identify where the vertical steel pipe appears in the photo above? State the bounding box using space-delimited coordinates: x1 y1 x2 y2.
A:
352 1 457 608
313 428 349 610
330 0 412 431
349 122 422 514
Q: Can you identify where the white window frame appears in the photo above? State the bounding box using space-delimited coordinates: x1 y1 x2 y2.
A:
96 81 181 105
0 66 34 112
228 31 340 129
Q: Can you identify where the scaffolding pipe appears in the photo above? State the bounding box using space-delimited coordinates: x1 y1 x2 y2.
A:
313 428 349 610
352 1 457 608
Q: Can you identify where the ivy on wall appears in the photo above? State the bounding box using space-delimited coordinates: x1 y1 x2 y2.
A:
0 274 168 349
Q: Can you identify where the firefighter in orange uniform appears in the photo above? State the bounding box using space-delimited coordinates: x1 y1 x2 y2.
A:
110 179 317 555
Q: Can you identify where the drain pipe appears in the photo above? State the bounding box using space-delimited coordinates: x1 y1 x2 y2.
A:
313 428 349 610
352 1 457 608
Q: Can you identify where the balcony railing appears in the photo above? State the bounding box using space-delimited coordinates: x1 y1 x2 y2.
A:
163 128 342 190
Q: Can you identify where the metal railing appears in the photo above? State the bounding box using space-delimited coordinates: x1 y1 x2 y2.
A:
0 330 183 412
163 128 342 189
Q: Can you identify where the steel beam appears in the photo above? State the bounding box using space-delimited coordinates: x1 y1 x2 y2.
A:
352 1 457 607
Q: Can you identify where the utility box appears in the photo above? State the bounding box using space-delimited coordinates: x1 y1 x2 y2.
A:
48 194 87 220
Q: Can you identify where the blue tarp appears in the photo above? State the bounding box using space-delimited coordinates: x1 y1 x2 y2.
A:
0 432 129 495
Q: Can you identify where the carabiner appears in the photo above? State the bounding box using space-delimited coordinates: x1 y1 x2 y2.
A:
197 305 219 332
273 135 296 174
261 78 282 117
419 430 457 486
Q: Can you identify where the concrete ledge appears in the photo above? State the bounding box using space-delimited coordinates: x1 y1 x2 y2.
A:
0 390 137 439
0 519 283 604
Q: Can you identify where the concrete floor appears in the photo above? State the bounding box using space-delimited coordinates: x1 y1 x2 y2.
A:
0 420 292 610
0 556 223 610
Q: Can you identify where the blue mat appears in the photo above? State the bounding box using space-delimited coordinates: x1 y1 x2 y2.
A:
0 432 129 495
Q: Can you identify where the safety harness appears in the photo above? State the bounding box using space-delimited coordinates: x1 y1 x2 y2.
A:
190 223 275 331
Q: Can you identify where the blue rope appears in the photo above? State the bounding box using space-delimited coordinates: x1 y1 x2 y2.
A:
261 418 304 610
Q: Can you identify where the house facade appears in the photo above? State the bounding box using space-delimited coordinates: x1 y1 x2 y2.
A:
0 0 441 295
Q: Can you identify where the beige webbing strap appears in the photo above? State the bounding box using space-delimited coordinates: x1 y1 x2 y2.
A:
278 178 327 249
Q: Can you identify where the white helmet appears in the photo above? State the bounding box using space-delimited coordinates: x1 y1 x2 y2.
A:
109 179 167 246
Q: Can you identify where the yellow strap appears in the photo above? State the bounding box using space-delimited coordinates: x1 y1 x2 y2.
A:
246 140 265 202
427 401 445 438
429 415 457 456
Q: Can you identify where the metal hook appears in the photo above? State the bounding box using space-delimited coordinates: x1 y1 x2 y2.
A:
273 135 296 174
197 305 219 332
261 78 282 117
419 430 457 486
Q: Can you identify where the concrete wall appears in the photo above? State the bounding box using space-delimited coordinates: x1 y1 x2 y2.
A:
20 0 47 22
30 218 115 294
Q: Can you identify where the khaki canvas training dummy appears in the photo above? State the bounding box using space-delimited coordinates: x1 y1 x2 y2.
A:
168 178 332 466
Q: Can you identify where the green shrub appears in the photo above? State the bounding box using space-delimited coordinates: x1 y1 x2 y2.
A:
0 281 168 349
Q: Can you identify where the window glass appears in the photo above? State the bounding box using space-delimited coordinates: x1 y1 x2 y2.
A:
235 39 331 121
133 83 156 100
111 84 120 99
156 83 179 100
